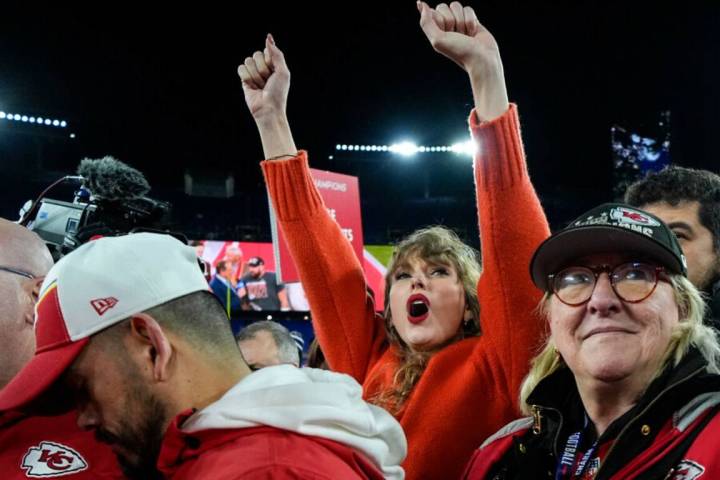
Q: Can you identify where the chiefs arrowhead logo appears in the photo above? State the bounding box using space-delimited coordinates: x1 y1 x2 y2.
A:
21 441 88 477
610 207 661 227
669 460 705 480
90 297 119 316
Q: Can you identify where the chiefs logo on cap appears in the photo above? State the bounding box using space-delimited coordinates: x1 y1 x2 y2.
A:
90 297 119 316
610 207 661 227
21 441 88 477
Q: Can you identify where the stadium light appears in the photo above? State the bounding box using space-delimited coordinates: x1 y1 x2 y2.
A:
450 140 478 156
389 141 419 157
336 139 478 157
0 110 69 129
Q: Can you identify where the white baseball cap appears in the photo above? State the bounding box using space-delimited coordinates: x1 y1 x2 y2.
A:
0 232 210 411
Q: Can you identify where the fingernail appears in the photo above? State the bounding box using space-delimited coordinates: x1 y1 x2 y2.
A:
268 33 275 45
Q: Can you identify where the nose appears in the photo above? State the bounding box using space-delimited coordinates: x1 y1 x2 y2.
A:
76 403 100 431
411 274 426 290
587 273 621 316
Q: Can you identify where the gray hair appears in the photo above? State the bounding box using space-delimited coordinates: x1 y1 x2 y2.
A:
236 320 300 367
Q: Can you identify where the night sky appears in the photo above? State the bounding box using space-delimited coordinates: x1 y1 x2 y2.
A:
1 3 718 246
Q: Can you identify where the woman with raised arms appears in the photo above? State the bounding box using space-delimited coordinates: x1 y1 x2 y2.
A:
238 3 550 478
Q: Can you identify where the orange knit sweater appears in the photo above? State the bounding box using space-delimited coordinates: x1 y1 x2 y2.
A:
261 104 550 480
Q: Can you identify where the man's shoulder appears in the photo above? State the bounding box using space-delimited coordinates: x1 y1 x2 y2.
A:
182 426 380 479
0 411 122 478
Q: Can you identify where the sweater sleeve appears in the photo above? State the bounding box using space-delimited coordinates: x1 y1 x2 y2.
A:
261 152 386 382
470 104 550 410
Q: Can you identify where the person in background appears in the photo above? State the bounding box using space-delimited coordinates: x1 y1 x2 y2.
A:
209 259 246 317
0 218 122 479
237 320 302 369
223 243 245 284
625 166 720 325
241 256 289 311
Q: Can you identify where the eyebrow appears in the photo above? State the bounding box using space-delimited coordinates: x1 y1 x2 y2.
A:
666 221 694 233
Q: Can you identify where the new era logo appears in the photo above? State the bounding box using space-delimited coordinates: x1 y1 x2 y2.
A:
21 441 88 477
90 297 119 316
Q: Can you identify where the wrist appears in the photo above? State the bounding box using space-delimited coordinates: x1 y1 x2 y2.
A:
254 109 289 129
468 65 509 122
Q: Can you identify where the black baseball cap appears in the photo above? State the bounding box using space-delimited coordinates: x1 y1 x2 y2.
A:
530 203 688 291
247 257 264 267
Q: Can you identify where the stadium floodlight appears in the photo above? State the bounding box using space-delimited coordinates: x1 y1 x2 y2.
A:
389 141 419 157
450 140 478 156
335 139 477 158
0 111 68 129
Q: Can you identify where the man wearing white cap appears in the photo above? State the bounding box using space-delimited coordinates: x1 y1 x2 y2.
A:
0 232 406 480
0 218 122 479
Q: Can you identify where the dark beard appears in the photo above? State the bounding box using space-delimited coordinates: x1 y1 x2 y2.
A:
96 387 167 480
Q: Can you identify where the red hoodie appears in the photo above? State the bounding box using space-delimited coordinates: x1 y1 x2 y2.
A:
158 422 385 479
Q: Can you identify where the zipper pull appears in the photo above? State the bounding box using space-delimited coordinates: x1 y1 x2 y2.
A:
531 405 542 435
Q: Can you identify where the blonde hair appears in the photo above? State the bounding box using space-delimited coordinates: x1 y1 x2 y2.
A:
519 275 720 415
371 226 482 413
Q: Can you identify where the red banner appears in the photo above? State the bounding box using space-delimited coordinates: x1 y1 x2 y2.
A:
269 168 365 283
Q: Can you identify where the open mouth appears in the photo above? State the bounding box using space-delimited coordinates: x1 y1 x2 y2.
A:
406 294 430 324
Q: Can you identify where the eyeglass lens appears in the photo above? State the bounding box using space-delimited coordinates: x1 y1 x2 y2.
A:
553 263 658 305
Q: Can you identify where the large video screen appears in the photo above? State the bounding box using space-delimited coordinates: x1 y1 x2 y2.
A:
193 240 389 313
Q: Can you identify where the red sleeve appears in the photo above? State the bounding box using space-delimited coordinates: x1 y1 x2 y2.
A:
470 104 551 410
242 465 335 479
462 435 516 480
261 153 386 382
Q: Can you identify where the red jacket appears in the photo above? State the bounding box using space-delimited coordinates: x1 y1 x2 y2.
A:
261 105 550 479
0 410 122 479
158 414 386 479
157 366 405 479
463 348 720 479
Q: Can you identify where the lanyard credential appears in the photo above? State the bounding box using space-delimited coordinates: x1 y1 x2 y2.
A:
555 415 598 480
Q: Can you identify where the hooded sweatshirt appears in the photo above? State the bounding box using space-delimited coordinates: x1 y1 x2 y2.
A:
158 365 407 479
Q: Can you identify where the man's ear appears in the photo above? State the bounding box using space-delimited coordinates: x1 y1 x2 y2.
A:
25 276 46 326
128 313 173 382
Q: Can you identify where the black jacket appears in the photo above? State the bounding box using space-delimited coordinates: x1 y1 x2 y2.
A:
482 348 720 480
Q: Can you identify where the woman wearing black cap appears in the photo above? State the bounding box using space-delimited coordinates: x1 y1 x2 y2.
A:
464 203 720 480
